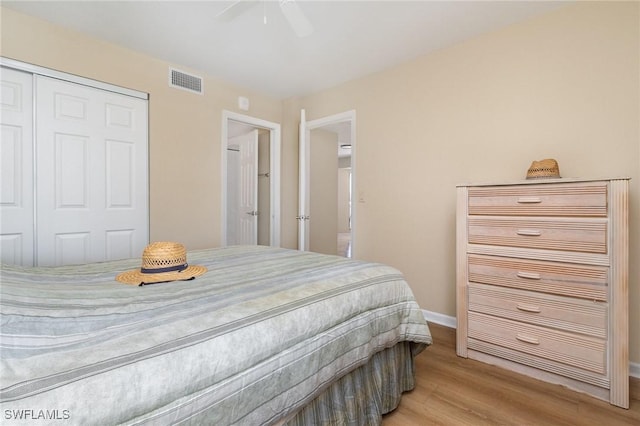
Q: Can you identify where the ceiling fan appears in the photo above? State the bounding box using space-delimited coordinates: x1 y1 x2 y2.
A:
216 0 314 38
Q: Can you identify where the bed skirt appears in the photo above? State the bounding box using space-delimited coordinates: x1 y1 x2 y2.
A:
285 341 425 426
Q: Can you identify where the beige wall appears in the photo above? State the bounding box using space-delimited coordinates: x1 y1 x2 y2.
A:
2 3 639 364
0 7 282 251
283 2 640 363
309 129 339 255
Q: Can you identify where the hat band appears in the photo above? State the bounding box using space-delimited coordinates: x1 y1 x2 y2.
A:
140 263 189 274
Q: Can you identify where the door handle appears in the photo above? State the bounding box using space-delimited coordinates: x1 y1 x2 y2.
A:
246 211 259 216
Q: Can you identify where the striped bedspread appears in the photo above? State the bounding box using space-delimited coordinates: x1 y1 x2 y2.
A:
0 246 432 425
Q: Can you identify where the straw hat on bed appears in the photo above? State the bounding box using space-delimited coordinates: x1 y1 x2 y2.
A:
116 242 207 286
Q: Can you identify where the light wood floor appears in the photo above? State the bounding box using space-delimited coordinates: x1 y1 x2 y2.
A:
383 323 640 425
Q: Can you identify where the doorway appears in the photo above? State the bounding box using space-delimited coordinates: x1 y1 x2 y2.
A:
222 111 281 247
299 110 356 258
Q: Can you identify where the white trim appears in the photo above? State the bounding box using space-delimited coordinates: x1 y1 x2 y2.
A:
1 57 148 100
422 310 457 328
421 310 640 379
221 110 281 247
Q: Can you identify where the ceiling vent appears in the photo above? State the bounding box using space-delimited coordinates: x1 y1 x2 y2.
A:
169 68 203 95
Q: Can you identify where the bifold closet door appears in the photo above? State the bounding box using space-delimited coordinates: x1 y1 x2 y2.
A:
0 68 35 266
35 75 148 266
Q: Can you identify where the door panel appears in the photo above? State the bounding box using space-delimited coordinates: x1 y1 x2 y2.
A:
227 129 258 245
238 130 259 245
106 140 135 207
0 68 34 265
55 133 88 208
54 232 90 266
36 75 148 266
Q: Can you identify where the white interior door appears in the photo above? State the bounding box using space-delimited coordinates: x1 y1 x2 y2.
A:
297 109 310 251
35 75 148 266
228 129 258 245
0 67 34 265
239 129 259 245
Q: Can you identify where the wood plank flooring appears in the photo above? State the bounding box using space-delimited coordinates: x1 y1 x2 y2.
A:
382 323 640 425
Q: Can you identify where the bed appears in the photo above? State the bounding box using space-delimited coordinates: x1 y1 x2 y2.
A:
0 245 432 425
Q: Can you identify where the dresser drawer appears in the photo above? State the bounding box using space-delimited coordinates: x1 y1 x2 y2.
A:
468 283 607 338
468 182 608 217
467 339 609 389
468 217 607 254
467 254 608 301
468 312 606 375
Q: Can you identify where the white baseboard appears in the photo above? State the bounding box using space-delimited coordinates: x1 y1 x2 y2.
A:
421 309 640 379
422 309 456 329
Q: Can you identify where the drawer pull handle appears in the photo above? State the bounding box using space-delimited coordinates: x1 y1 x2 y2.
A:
517 271 541 280
517 197 542 204
516 334 540 345
516 303 542 313
517 229 542 236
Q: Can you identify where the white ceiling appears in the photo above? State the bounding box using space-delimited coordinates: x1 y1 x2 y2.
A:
3 0 569 99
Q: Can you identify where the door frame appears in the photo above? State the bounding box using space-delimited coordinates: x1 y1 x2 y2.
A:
299 109 356 255
221 110 281 247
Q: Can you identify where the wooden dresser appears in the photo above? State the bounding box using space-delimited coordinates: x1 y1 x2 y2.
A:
456 178 629 408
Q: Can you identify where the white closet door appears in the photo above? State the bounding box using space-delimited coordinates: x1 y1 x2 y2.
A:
0 68 34 265
36 76 148 266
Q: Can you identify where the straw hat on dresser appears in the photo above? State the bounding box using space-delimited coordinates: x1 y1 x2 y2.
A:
526 158 561 179
116 242 207 286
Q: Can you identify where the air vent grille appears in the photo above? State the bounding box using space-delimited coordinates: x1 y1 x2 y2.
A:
169 68 203 94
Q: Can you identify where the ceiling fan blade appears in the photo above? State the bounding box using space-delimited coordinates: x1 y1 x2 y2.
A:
216 0 260 22
279 0 314 37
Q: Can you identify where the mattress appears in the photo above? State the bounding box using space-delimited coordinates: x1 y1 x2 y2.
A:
0 245 432 425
